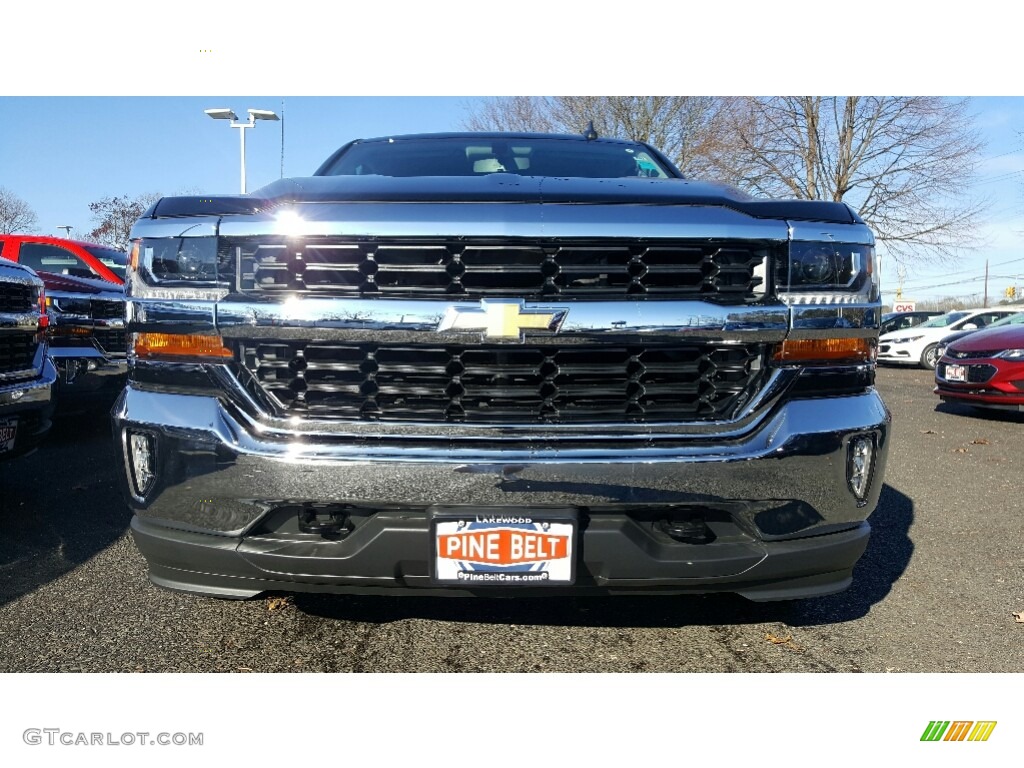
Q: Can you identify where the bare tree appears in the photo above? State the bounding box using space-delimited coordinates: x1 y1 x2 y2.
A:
463 96 733 177
0 187 39 234
708 97 986 265
464 96 559 134
88 192 162 250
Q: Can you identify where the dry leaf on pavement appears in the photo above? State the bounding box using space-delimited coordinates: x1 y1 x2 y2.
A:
765 632 804 652
266 597 292 612
1013 612 1024 624
971 438 990 445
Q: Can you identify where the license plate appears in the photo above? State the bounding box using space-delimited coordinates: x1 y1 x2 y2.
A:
945 363 967 382
0 416 17 454
431 508 577 586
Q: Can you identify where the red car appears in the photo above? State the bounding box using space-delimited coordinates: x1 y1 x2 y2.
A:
0 234 126 285
934 323 1024 411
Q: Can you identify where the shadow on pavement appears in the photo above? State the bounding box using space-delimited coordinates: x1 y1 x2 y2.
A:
935 400 1024 424
0 410 130 607
292 484 914 629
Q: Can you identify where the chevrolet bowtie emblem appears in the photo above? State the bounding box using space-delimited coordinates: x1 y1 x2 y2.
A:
438 301 568 341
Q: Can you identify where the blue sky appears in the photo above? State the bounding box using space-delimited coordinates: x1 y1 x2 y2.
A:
3 95 1024 302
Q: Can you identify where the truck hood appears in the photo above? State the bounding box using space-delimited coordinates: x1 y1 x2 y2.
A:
145 175 862 225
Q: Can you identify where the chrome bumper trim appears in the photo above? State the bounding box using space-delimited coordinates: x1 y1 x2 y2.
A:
113 386 890 537
0 355 56 409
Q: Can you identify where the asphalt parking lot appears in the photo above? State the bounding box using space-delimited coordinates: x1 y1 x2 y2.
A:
0 366 1021 673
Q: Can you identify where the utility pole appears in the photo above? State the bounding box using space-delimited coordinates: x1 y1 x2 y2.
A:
983 259 989 308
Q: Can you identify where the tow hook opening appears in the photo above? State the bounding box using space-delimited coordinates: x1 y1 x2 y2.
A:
297 506 353 539
658 515 715 544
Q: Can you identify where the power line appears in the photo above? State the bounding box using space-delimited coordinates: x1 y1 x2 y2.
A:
895 255 1024 286
985 147 1024 161
882 273 1023 294
970 169 1024 186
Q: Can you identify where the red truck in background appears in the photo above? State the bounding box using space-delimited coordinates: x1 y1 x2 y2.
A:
1 235 127 408
0 234 126 285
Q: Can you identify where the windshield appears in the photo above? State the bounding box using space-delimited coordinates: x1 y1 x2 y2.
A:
919 311 970 328
988 311 1024 327
317 138 673 179
83 245 127 280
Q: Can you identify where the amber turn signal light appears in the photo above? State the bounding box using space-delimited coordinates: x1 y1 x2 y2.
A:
133 333 233 359
773 338 873 364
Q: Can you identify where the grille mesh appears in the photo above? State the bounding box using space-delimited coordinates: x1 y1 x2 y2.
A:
0 332 37 374
242 341 764 424
0 283 34 314
966 364 997 383
939 362 997 383
91 299 124 320
94 328 128 355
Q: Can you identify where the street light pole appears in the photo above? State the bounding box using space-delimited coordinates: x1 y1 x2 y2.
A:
204 108 279 194
238 119 248 193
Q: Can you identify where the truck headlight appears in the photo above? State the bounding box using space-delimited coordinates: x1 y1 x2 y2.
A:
130 236 228 300
779 241 878 304
140 236 219 282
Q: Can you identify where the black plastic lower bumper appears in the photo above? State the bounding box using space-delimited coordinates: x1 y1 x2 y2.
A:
131 513 871 602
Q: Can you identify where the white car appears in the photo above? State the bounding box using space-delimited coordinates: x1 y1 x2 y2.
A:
878 308 1018 369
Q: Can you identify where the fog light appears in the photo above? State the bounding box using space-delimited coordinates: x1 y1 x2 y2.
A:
658 515 714 544
847 436 874 502
127 431 156 497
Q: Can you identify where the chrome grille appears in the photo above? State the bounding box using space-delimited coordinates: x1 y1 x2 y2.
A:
0 332 37 375
94 328 128 355
91 299 124 320
231 237 770 300
0 283 34 314
241 341 765 424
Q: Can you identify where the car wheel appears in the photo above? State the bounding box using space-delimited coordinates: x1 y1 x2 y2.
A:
920 344 939 369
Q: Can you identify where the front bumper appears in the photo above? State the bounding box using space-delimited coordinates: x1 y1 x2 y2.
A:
877 342 920 364
113 385 890 600
935 357 1024 410
0 355 57 458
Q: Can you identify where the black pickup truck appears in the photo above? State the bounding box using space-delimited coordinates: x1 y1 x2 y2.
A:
0 259 56 459
114 131 890 601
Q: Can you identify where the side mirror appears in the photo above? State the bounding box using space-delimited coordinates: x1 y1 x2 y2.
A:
961 323 978 331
